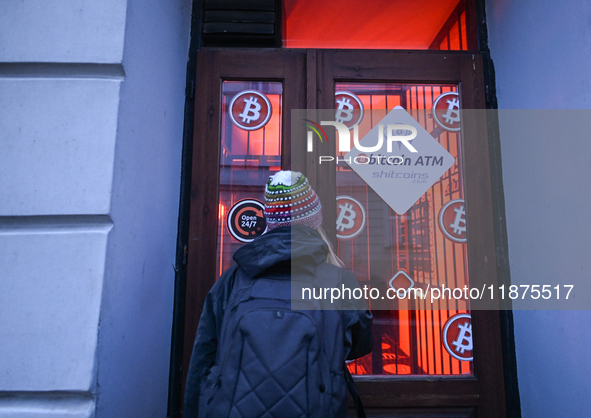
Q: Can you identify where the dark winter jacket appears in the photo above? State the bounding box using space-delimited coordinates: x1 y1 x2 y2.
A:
184 225 373 417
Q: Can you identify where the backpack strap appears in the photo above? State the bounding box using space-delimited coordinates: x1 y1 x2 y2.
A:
225 267 255 308
344 364 367 418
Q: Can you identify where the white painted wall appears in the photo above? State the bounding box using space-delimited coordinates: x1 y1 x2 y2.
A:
487 0 591 416
0 0 127 415
95 0 191 416
0 0 127 63
0 0 191 416
0 79 120 215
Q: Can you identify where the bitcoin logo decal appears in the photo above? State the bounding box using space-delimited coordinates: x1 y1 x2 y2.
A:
442 97 461 125
450 205 466 235
238 96 261 124
443 313 473 361
334 92 364 130
439 199 467 243
336 202 356 232
229 90 272 131
452 321 473 354
336 196 366 239
335 97 354 124
433 92 461 132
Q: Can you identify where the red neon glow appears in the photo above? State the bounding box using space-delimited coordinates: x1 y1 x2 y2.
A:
284 0 464 49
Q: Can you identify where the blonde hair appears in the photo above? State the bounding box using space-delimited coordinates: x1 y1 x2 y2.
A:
315 226 346 268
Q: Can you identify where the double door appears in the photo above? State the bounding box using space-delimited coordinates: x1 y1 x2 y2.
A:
185 48 505 417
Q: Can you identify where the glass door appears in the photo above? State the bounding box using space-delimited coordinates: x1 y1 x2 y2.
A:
184 49 505 418
333 82 471 377
309 49 504 417
216 80 283 276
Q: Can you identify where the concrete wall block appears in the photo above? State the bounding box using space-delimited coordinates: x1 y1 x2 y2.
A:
0 394 94 418
0 223 111 391
0 0 127 63
0 79 120 216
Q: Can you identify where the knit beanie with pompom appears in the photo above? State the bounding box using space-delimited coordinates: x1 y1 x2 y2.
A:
263 171 322 230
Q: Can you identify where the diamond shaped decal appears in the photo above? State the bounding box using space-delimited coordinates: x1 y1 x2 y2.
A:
345 107 455 214
388 270 415 291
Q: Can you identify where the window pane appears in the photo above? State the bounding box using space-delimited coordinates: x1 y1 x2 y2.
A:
217 81 282 276
335 82 472 376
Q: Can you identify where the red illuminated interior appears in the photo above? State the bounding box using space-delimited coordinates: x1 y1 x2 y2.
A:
336 82 471 376
215 1 477 378
284 0 473 50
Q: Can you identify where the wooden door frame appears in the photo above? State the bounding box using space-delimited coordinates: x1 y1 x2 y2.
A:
181 48 506 417
312 49 506 417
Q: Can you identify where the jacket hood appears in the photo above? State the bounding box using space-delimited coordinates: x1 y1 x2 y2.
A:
233 225 328 277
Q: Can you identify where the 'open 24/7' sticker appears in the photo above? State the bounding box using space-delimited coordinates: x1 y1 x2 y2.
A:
227 199 267 243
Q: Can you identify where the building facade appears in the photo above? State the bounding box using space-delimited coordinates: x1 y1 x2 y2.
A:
0 0 589 417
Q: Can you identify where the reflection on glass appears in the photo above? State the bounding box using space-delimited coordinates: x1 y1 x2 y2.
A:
217 81 282 275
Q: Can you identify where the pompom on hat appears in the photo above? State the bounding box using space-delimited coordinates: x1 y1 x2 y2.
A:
264 171 322 230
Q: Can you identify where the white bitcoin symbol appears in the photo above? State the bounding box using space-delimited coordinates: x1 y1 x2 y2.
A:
452 322 473 354
449 205 466 236
335 97 354 123
336 202 356 232
238 96 261 124
442 98 460 125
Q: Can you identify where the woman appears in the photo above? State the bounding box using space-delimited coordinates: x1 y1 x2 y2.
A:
184 171 373 418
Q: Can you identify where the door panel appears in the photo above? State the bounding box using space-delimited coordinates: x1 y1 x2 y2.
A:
333 81 471 378
312 50 503 417
184 50 306 388
185 49 505 417
217 80 283 276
